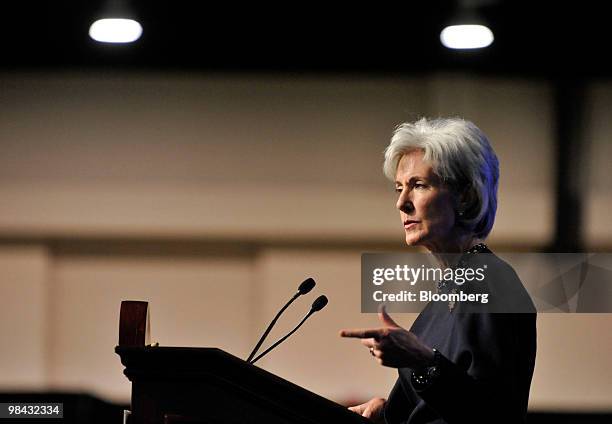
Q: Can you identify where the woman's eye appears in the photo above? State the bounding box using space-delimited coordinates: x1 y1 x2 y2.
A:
395 187 403 193
414 182 427 189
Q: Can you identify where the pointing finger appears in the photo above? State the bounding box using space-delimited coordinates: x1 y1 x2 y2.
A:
339 328 383 339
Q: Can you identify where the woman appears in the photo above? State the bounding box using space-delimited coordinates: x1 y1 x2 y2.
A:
340 117 536 424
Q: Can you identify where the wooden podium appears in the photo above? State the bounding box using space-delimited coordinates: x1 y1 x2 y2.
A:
116 302 370 424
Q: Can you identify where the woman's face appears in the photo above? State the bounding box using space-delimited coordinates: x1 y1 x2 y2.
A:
395 150 458 250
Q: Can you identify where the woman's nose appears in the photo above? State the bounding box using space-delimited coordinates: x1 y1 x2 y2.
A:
396 191 414 213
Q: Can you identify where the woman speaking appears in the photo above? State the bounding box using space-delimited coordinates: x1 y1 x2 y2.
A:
340 118 536 424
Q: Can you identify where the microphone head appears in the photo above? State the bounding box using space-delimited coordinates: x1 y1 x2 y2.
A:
311 295 328 312
298 278 316 295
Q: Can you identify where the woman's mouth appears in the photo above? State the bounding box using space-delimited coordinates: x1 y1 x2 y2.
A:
404 220 419 229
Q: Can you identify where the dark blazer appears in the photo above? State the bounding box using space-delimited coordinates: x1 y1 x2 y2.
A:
384 251 537 424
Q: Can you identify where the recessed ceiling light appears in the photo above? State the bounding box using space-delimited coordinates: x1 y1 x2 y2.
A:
440 24 494 49
89 18 143 44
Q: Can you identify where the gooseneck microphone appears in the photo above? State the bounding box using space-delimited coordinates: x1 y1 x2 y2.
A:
250 295 328 365
246 278 316 363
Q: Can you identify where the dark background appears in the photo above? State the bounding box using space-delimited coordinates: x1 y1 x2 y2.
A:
1 1 609 78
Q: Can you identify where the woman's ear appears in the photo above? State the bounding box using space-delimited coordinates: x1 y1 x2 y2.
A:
456 185 477 217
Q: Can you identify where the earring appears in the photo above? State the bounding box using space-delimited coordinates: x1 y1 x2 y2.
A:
458 210 464 217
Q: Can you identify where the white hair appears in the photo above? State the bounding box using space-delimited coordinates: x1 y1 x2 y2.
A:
383 117 499 239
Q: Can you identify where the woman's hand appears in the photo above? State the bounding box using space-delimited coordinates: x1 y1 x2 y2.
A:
348 397 386 423
339 305 434 369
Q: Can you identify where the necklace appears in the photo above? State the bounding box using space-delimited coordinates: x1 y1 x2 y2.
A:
465 242 489 255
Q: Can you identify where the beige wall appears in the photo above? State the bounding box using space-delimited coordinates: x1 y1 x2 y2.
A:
0 73 553 243
0 72 610 411
0 246 48 388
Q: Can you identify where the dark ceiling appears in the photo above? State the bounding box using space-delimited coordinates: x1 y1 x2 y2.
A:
1 1 609 78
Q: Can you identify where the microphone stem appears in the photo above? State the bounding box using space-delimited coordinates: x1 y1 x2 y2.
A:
246 292 300 363
250 310 314 365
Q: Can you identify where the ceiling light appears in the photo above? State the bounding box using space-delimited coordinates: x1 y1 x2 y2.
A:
89 1 142 44
440 0 495 50
89 18 142 43
440 24 494 49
